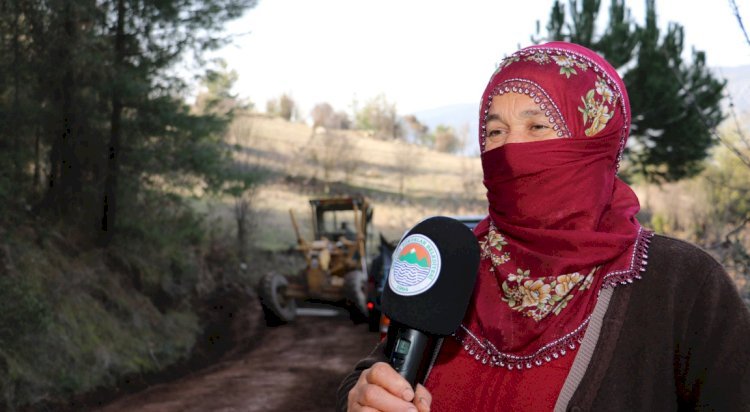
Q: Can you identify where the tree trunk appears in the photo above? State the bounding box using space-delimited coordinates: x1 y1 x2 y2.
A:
235 197 247 263
33 125 40 191
43 1 80 215
100 0 125 245
11 0 22 183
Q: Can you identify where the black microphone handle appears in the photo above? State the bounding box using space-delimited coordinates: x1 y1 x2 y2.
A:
386 323 436 388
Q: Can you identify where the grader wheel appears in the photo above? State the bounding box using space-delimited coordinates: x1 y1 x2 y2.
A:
258 272 297 325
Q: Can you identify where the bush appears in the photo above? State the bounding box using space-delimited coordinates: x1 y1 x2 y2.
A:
0 275 49 348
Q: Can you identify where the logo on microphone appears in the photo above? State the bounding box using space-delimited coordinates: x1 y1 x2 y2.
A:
389 234 441 296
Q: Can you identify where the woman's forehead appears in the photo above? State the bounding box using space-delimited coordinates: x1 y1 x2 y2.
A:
488 45 627 116
478 43 631 157
487 94 550 119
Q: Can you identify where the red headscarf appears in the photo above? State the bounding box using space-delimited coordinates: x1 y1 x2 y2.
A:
455 41 653 370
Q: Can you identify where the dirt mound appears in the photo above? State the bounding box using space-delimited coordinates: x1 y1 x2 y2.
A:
32 285 267 412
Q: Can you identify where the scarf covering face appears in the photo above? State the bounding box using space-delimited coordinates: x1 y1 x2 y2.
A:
456 41 653 370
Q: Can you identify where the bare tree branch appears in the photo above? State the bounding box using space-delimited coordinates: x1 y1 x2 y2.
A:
725 90 750 150
724 215 750 246
729 0 750 48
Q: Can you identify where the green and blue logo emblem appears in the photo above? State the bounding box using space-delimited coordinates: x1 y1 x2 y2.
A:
388 234 441 296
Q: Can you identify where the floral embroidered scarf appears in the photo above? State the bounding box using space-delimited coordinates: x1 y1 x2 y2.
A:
456 42 653 370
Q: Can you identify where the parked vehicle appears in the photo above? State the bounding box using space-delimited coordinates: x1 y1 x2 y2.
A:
258 195 379 325
366 234 396 332
448 214 486 231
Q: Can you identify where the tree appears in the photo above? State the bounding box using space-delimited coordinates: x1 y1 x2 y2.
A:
194 59 248 117
698 113 750 299
537 0 725 182
0 0 39 197
330 110 351 130
354 94 403 139
403 114 430 145
193 60 262 261
222 166 262 263
0 0 257 243
98 0 257 245
267 93 296 121
311 102 335 132
0 1 260 404
433 124 463 154
308 104 349 130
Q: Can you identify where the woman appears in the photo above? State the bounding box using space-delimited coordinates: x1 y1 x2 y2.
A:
337 42 750 411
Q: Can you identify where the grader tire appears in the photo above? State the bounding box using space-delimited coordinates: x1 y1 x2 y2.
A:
344 270 368 323
258 273 297 325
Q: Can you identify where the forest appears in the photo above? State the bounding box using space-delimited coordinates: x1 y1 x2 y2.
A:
0 0 262 408
0 0 747 410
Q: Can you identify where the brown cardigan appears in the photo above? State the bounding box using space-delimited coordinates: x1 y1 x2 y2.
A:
336 235 750 411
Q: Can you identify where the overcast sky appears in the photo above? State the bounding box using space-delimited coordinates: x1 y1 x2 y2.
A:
209 0 750 116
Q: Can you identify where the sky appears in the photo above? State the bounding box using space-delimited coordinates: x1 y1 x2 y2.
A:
209 0 750 117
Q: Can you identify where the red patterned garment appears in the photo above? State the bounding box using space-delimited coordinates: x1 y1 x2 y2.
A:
425 41 653 410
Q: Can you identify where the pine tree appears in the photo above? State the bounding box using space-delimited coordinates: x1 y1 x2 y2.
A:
0 0 41 203
537 0 725 182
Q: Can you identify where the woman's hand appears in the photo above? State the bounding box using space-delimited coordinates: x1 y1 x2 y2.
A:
347 362 432 411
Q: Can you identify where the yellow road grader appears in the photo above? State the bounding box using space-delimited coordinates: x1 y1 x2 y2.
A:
257 195 377 325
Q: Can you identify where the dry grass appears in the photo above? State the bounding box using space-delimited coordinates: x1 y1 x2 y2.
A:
218 114 486 250
221 114 749 301
633 180 749 292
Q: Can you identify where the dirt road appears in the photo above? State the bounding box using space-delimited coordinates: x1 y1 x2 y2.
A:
95 307 380 412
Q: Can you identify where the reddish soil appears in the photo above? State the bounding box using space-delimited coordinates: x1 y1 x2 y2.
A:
94 307 380 412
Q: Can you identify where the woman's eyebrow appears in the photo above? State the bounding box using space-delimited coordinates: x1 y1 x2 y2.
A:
520 109 545 118
486 109 546 123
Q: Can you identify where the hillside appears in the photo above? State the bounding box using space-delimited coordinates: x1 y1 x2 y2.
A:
224 113 749 299
719 65 750 114
222 114 487 256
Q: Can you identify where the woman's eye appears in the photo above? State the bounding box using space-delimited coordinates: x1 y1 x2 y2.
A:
531 124 550 130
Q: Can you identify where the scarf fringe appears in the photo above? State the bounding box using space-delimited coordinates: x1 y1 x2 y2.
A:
601 227 654 289
455 318 589 370
455 227 654 371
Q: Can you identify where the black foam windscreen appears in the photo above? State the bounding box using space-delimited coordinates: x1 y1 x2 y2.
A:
381 216 480 336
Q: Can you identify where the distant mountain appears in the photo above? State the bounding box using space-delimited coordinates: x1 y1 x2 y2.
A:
412 103 479 156
410 65 750 153
716 65 750 115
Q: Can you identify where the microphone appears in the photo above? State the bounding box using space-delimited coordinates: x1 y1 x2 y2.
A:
381 216 480 387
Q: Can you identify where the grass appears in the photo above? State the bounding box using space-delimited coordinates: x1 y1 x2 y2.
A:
217 115 487 252
0 226 202 409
